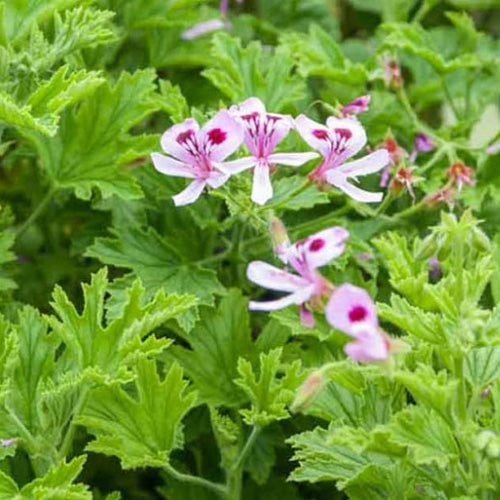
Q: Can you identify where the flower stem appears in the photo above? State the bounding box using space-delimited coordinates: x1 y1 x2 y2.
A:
16 185 56 238
163 463 227 497
230 426 260 474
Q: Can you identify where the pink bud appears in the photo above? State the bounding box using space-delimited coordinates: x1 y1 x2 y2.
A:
290 369 327 413
341 95 371 116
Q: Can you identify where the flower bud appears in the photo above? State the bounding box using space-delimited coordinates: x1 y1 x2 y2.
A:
382 55 403 89
270 217 290 262
341 95 371 116
446 162 475 191
423 186 455 207
415 234 438 260
472 227 491 253
290 368 327 413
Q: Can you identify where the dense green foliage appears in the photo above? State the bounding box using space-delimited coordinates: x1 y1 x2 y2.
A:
2 0 500 498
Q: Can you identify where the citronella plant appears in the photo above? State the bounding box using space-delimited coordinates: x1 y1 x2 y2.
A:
1 0 500 498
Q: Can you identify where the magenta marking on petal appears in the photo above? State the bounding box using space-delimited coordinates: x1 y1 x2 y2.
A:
207 128 227 145
348 305 368 322
313 129 329 140
309 238 325 252
176 129 196 144
335 128 352 141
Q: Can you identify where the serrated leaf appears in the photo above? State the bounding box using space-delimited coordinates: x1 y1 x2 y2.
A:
235 347 302 426
465 346 500 388
26 70 160 200
46 268 196 381
202 33 306 112
86 227 224 310
80 357 196 469
169 290 254 406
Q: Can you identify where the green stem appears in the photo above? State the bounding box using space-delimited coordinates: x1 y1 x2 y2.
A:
441 76 461 121
230 426 261 474
375 193 394 215
163 463 227 497
454 354 467 423
57 387 89 460
16 186 56 238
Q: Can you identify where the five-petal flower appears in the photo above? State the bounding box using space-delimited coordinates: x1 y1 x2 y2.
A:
222 97 318 205
247 227 349 326
295 115 390 203
151 110 244 206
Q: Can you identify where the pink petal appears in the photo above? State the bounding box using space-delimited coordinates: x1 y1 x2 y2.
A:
300 306 315 327
325 116 367 159
344 327 388 363
181 19 228 40
206 170 230 189
151 153 195 178
172 179 206 206
251 162 273 205
231 97 266 116
297 227 349 269
247 261 309 292
200 110 244 162
161 118 200 163
219 156 256 174
336 150 390 177
326 171 383 203
325 283 378 335
248 286 315 311
264 115 294 155
295 115 333 158
267 152 319 166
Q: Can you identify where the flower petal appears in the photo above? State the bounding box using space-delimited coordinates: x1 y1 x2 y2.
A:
326 171 383 203
172 179 206 206
296 227 349 269
300 306 315 328
344 328 388 363
247 261 309 292
267 152 319 166
295 115 333 158
325 283 378 335
248 286 315 311
251 162 273 205
181 19 228 40
200 110 244 162
325 116 367 159
231 97 266 116
206 170 230 189
160 118 200 163
219 156 256 174
336 149 390 177
151 153 195 178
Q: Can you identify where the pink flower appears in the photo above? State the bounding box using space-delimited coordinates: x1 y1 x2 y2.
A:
295 115 389 203
326 284 390 363
446 161 475 191
341 95 371 117
151 111 244 206
247 227 349 325
409 132 434 162
221 98 318 205
181 19 229 40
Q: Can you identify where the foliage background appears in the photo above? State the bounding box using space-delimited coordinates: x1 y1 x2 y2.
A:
2 0 500 499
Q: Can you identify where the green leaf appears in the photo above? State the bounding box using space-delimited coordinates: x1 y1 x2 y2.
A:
0 206 15 291
169 290 254 406
465 346 500 388
26 70 160 200
46 268 196 381
389 406 459 466
0 470 18 499
270 177 329 212
79 357 196 469
202 33 306 112
235 347 302 426
158 80 190 123
281 25 368 85
86 226 223 312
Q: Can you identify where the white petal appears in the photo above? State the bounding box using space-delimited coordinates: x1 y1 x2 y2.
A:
295 115 333 158
248 286 315 311
336 150 390 177
251 162 273 205
172 179 206 206
206 170 230 189
218 156 256 174
325 116 367 159
296 227 350 269
151 153 195 178
326 171 383 203
160 118 200 163
247 261 309 292
231 97 266 116
267 152 319 166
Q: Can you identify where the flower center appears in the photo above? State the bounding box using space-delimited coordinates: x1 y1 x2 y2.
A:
348 305 368 322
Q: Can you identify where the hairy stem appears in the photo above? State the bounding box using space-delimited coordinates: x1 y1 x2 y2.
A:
230 426 261 474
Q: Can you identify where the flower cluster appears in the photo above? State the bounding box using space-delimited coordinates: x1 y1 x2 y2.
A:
151 97 390 206
246 219 399 363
